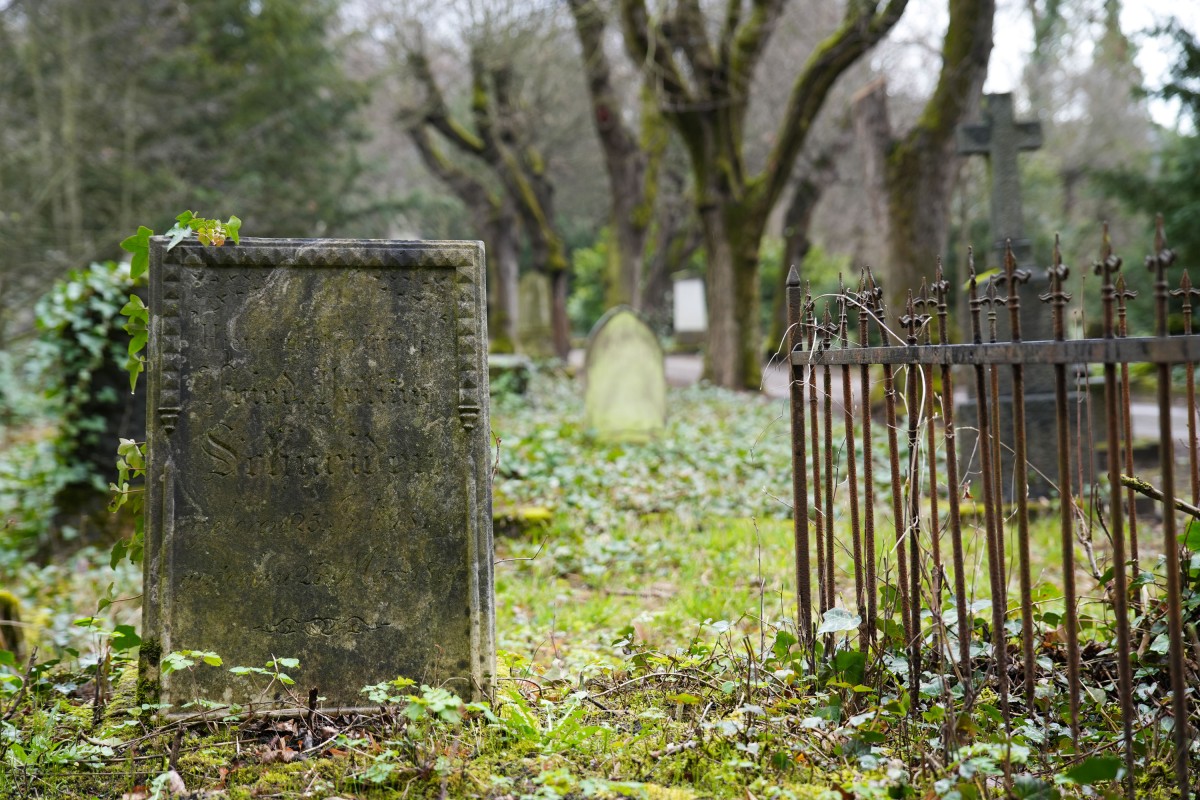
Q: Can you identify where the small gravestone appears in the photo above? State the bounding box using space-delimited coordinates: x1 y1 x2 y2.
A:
142 238 495 711
516 271 554 358
584 307 666 442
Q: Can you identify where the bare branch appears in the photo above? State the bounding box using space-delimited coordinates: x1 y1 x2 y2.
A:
758 0 909 212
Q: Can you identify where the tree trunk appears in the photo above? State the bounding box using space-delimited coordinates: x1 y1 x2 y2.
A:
484 204 520 353
702 202 764 388
856 0 995 321
567 0 653 312
606 227 645 311
772 177 822 349
549 268 571 360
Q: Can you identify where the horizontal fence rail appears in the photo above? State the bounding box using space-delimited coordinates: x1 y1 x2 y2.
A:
791 335 1200 366
785 218 1196 799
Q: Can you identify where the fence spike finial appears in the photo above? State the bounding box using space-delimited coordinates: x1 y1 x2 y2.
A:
1000 239 1029 341
983 277 1005 344
1171 270 1200 335
969 249 985 345
786 264 801 287
931 259 951 345
838 273 850 343
1094 222 1123 338
915 278 934 344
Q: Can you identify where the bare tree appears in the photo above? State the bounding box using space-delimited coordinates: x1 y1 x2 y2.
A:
619 0 909 388
408 33 573 358
407 126 522 352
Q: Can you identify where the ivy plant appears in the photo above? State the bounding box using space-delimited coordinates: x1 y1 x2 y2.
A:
108 212 242 569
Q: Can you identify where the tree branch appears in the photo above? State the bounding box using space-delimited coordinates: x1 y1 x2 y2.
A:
618 0 695 107
903 0 994 146
759 0 909 211
407 125 500 212
406 43 486 156
1121 474 1200 520
567 0 640 164
671 0 719 93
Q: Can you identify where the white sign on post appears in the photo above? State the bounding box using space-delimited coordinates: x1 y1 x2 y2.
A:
673 277 707 334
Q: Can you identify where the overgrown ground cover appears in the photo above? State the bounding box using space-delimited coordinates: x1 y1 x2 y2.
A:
1 370 1196 799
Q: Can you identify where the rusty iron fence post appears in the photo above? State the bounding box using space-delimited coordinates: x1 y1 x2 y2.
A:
1040 235 1081 742
971 267 1012 732
901 292 929 714
786 268 813 650
860 272 882 650
838 278 865 640
1147 216 1188 798
1094 225 1136 798
997 241 1037 713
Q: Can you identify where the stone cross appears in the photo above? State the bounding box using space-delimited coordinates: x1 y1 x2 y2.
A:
956 93 1043 267
141 238 496 712
956 94 1060 497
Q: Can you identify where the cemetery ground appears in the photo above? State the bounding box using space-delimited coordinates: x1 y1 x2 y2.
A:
1 371 1195 799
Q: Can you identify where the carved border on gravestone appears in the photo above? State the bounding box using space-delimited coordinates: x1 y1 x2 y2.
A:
456 263 480 429
162 240 481 269
158 259 182 433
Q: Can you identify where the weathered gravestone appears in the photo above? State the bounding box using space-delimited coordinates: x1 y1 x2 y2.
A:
584 307 666 442
142 238 495 711
955 92 1058 498
516 271 554 359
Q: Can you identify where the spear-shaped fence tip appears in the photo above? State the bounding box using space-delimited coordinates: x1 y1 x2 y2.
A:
786 264 801 287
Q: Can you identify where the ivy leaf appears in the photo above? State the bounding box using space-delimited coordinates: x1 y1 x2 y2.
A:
164 223 192 251
109 539 128 569
1012 775 1060 799
225 215 242 244
111 625 141 652
120 226 153 280
1182 520 1200 551
161 653 195 675
175 210 196 227
124 355 145 393
1064 756 1123 785
817 608 861 635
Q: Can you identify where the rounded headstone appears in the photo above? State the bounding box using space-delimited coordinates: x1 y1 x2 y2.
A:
584 306 666 442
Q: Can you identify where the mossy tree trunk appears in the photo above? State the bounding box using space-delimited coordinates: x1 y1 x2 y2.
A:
407 126 521 353
854 0 995 321
569 0 677 314
409 40 572 359
620 0 909 388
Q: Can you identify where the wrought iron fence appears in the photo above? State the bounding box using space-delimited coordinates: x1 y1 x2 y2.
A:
785 216 1197 798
